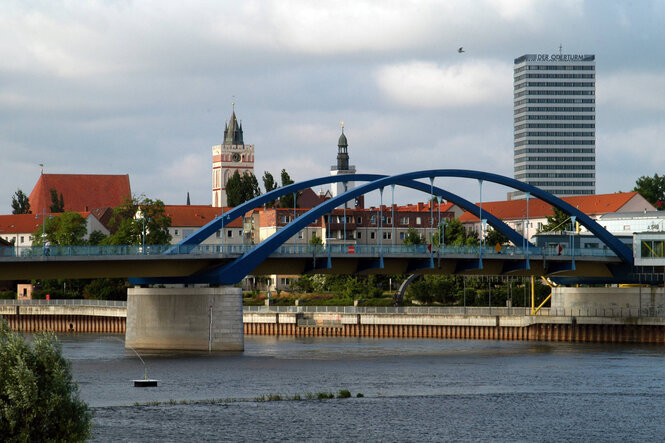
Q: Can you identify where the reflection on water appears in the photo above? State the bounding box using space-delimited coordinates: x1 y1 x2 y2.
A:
57 334 665 441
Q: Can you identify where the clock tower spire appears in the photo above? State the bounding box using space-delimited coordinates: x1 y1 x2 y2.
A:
211 104 255 207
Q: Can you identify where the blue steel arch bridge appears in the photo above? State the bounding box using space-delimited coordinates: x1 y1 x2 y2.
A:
1 170 660 286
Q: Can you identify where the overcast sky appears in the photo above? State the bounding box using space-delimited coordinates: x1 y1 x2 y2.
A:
2 0 664 213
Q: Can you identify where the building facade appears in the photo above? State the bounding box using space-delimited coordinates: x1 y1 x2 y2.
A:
513 53 596 199
212 108 255 207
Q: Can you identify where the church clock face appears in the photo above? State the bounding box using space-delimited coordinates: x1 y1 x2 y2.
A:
232 153 241 162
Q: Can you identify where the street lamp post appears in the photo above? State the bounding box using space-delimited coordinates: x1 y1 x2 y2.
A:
35 208 51 256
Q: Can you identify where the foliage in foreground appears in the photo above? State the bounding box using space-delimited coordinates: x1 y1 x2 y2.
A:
0 320 91 441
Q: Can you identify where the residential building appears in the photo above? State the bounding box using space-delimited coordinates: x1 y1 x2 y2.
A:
459 191 655 243
164 205 246 246
0 212 110 248
212 107 255 207
513 52 596 199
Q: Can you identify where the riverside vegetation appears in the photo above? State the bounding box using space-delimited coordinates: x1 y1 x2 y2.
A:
0 320 91 441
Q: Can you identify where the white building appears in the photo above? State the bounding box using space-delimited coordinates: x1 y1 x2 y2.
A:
0 212 109 248
512 53 596 199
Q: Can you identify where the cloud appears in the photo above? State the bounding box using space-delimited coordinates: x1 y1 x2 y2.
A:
375 60 512 108
599 71 665 111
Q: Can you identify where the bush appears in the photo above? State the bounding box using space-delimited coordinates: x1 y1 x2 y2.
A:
337 389 351 398
0 320 91 440
0 290 15 300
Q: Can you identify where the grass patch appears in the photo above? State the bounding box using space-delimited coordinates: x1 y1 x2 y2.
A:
337 389 352 399
316 392 335 400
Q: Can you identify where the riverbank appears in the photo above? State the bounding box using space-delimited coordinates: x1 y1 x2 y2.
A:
4 301 665 343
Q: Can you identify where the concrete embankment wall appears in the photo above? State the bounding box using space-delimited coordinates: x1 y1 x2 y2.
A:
1 304 126 333
5 304 665 343
243 311 665 343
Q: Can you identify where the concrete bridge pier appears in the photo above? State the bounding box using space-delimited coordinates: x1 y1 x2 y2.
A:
126 286 243 351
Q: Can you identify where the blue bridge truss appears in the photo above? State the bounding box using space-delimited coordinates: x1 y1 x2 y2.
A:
131 170 635 286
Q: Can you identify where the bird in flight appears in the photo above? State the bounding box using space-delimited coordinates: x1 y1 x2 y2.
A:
458 47 465 53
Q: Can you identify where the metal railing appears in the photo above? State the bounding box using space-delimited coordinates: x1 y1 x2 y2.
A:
2 299 665 318
0 243 619 259
0 299 127 307
244 305 665 318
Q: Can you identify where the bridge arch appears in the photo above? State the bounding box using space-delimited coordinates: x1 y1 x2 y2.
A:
183 169 633 284
171 173 531 253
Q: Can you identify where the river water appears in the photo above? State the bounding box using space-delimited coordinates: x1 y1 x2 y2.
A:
61 334 665 442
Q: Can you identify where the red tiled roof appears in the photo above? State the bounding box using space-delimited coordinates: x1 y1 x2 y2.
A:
0 212 92 235
164 205 243 228
29 174 131 214
459 192 643 223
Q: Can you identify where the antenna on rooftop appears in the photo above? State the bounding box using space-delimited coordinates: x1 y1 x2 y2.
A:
39 163 44 175
558 44 563 56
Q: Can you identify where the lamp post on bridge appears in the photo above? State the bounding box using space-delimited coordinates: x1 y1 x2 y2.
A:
35 208 52 256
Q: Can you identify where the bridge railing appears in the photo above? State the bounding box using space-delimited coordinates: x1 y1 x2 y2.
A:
0 243 620 259
0 299 127 307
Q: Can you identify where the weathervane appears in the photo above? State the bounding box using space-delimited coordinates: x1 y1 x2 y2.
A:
339 121 344 132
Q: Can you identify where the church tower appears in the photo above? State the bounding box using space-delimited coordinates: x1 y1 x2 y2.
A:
330 125 357 208
212 107 255 207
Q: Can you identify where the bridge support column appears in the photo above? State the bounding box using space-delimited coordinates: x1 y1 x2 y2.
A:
126 286 243 351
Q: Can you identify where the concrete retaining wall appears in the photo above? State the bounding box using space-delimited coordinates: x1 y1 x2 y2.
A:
552 287 665 312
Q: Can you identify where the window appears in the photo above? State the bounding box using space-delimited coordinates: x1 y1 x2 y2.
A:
174 229 179 236
383 232 391 240
416 217 422 225
400 232 405 240
370 232 375 240
357 232 362 239
298 232 303 239
386 217 392 224
227 230 233 238
356 217 362 224
399 216 409 225
216 230 221 238
238 230 243 237
20 236 24 244
280 215 290 223
370 215 376 224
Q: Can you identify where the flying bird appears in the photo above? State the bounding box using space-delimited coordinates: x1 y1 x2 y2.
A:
458 47 465 53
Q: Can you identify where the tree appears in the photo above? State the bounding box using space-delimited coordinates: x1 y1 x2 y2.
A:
433 218 479 246
226 172 261 207
87 230 107 245
633 173 665 208
538 207 570 233
32 212 88 246
403 227 424 245
279 169 297 208
0 320 91 441
49 189 65 213
103 196 172 245
262 171 278 208
11 189 31 214
485 228 509 248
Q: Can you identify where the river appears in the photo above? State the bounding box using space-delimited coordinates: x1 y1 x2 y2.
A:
60 334 665 442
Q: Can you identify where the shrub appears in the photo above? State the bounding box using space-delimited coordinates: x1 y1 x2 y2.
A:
337 389 352 399
0 290 16 300
0 320 91 441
